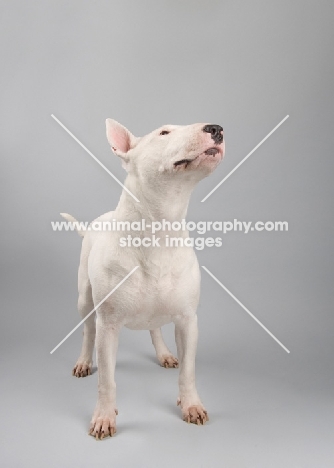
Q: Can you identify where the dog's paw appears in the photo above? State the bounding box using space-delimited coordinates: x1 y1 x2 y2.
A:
72 361 92 378
158 354 179 368
89 407 118 440
177 398 209 425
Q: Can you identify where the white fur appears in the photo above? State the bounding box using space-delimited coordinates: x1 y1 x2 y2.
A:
66 119 225 437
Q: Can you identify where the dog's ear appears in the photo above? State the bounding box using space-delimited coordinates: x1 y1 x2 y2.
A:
106 119 137 162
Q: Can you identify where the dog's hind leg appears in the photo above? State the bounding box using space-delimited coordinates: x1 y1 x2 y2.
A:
73 242 96 378
150 328 178 368
72 284 95 377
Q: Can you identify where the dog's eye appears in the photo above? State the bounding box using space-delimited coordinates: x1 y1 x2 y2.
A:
160 130 170 135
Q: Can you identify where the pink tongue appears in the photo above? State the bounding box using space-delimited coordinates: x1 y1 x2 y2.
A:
205 147 219 156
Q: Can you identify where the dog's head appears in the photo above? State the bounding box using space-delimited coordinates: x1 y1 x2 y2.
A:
106 119 225 183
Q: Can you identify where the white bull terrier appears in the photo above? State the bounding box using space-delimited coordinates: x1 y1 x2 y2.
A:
61 119 225 438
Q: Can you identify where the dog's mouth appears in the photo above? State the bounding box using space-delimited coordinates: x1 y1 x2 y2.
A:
204 147 220 156
173 147 221 169
173 157 197 168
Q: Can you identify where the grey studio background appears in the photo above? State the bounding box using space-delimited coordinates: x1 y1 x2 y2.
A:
1 1 333 467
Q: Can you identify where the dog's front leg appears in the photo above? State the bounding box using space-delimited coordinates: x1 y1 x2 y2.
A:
175 315 209 425
89 316 120 439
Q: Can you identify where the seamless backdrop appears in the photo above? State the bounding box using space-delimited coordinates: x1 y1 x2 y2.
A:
1 1 334 467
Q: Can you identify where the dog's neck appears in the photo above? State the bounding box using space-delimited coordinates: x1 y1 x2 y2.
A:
115 173 197 222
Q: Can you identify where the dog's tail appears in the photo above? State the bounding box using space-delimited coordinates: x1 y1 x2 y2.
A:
60 213 86 238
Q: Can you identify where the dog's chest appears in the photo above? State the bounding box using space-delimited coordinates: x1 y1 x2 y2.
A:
90 235 200 329
123 251 200 329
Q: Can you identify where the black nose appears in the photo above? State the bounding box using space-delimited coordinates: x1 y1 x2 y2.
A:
202 124 224 144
